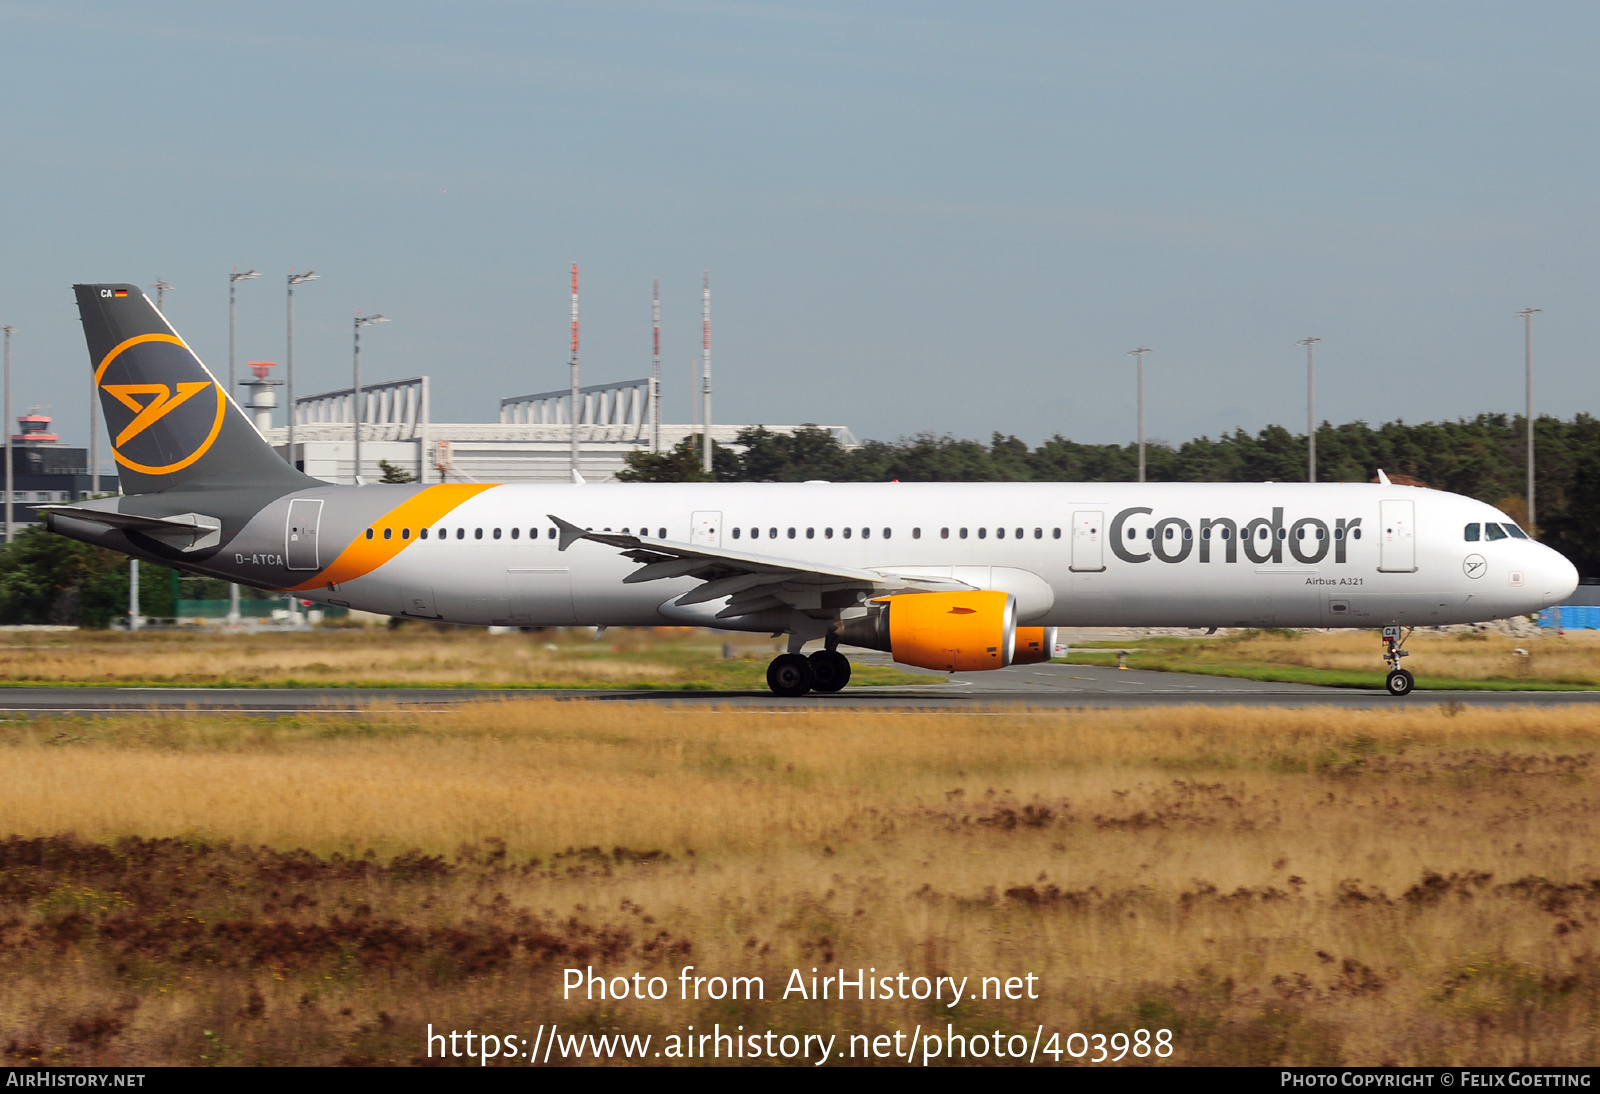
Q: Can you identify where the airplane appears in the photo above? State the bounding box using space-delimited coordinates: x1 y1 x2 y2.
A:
43 284 1580 697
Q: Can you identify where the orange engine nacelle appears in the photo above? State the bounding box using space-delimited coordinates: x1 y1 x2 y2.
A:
1011 627 1058 665
873 590 1018 672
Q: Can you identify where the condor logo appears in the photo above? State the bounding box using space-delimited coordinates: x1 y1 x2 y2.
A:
94 334 226 475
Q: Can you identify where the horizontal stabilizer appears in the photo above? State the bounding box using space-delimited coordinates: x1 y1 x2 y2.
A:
40 504 222 553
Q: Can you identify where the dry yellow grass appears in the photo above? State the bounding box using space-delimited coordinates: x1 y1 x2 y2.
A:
2 701 1598 1066
0 626 926 689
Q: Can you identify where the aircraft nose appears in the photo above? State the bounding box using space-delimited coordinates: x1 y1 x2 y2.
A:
1539 545 1579 605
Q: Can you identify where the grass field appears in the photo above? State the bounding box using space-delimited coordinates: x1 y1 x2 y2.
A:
1072 628 1600 691
0 625 928 690
1 699 1597 1066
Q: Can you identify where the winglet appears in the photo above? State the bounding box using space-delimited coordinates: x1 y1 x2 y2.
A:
547 514 588 551
1376 468 1392 486
571 468 586 485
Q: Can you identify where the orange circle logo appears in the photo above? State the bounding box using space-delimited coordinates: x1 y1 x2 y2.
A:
94 335 227 476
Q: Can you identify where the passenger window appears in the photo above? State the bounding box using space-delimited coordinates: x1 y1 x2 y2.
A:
996 528 1005 539
862 528 870 539
364 528 373 540
912 528 921 539
1127 527 1137 540
402 528 410 540
420 527 429 540
769 528 777 539
750 527 759 539
1505 524 1529 540
806 528 815 539
1163 526 1174 540
1052 528 1061 539
960 528 968 539
1033 528 1042 539
825 528 834 539
1352 528 1362 540
474 528 483 540
978 528 987 539
1201 528 1210 540
1015 528 1023 539
732 528 741 539
1145 528 1154 540
458 528 467 540
1221 528 1232 540
882 528 891 539
1484 523 1508 541
941 528 950 539
1183 527 1193 540
658 528 666 539
511 528 520 539
383 528 392 540
493 528 502 539
843 527 852 539
548 528 557 540
787 528 796 538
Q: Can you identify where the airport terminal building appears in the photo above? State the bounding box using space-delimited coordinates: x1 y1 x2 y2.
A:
253 372 855 485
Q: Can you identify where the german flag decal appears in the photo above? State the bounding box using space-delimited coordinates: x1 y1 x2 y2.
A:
113 289 128 297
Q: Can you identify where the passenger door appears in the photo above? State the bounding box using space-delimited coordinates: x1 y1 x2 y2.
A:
691 511 721 549
285 498 323 571
1379 499 1416 573
1070 511 1105 572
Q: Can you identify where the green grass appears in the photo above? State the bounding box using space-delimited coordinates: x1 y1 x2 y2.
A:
1064 640 1600 692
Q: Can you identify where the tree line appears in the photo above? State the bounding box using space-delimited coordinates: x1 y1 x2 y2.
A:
620 413 1600 577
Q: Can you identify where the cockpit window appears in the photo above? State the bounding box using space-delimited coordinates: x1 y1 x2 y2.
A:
1464 523 1480 542
1504 523 1529 540
1483 522 1508 541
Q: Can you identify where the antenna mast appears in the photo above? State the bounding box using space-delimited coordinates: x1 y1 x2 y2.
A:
569 264 580 479
701 271 712 474
652 278 661 453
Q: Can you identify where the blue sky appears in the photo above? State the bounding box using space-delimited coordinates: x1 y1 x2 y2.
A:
2 2 1597 454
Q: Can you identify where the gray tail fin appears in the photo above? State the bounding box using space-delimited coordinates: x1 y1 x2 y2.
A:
74 283 317 495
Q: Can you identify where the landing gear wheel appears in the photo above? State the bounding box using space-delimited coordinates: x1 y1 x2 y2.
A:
1385 669 1414 697
767 653 815 697
808 650 852 693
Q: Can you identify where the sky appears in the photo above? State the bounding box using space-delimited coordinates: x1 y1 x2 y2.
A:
2 1 1598 458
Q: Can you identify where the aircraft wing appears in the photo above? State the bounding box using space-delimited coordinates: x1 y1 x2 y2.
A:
548 514 966 619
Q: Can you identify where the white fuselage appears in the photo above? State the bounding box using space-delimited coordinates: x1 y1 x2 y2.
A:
301 481 1579 632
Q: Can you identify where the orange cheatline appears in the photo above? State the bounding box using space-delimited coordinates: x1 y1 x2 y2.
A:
282 483 498 592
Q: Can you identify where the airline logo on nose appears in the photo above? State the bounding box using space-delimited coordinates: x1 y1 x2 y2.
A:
95 334 227 475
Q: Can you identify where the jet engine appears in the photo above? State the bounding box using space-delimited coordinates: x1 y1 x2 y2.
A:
1011 627 1058 665
836 590 1017 672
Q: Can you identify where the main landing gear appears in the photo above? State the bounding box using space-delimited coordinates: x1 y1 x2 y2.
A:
765 646 852 697
1382 626 1414 697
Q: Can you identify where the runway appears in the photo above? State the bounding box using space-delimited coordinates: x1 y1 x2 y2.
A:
0 660 1596 714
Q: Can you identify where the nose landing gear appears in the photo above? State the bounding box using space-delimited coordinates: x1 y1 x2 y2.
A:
1382 626 1414 696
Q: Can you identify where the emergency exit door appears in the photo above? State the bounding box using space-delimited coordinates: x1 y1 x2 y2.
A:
1070 511 1105 572
691 511 722 548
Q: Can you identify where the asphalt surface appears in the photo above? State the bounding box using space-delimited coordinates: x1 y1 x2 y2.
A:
0 660 1596 714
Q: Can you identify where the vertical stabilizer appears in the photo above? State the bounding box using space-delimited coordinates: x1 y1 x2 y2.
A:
74 283 317 495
